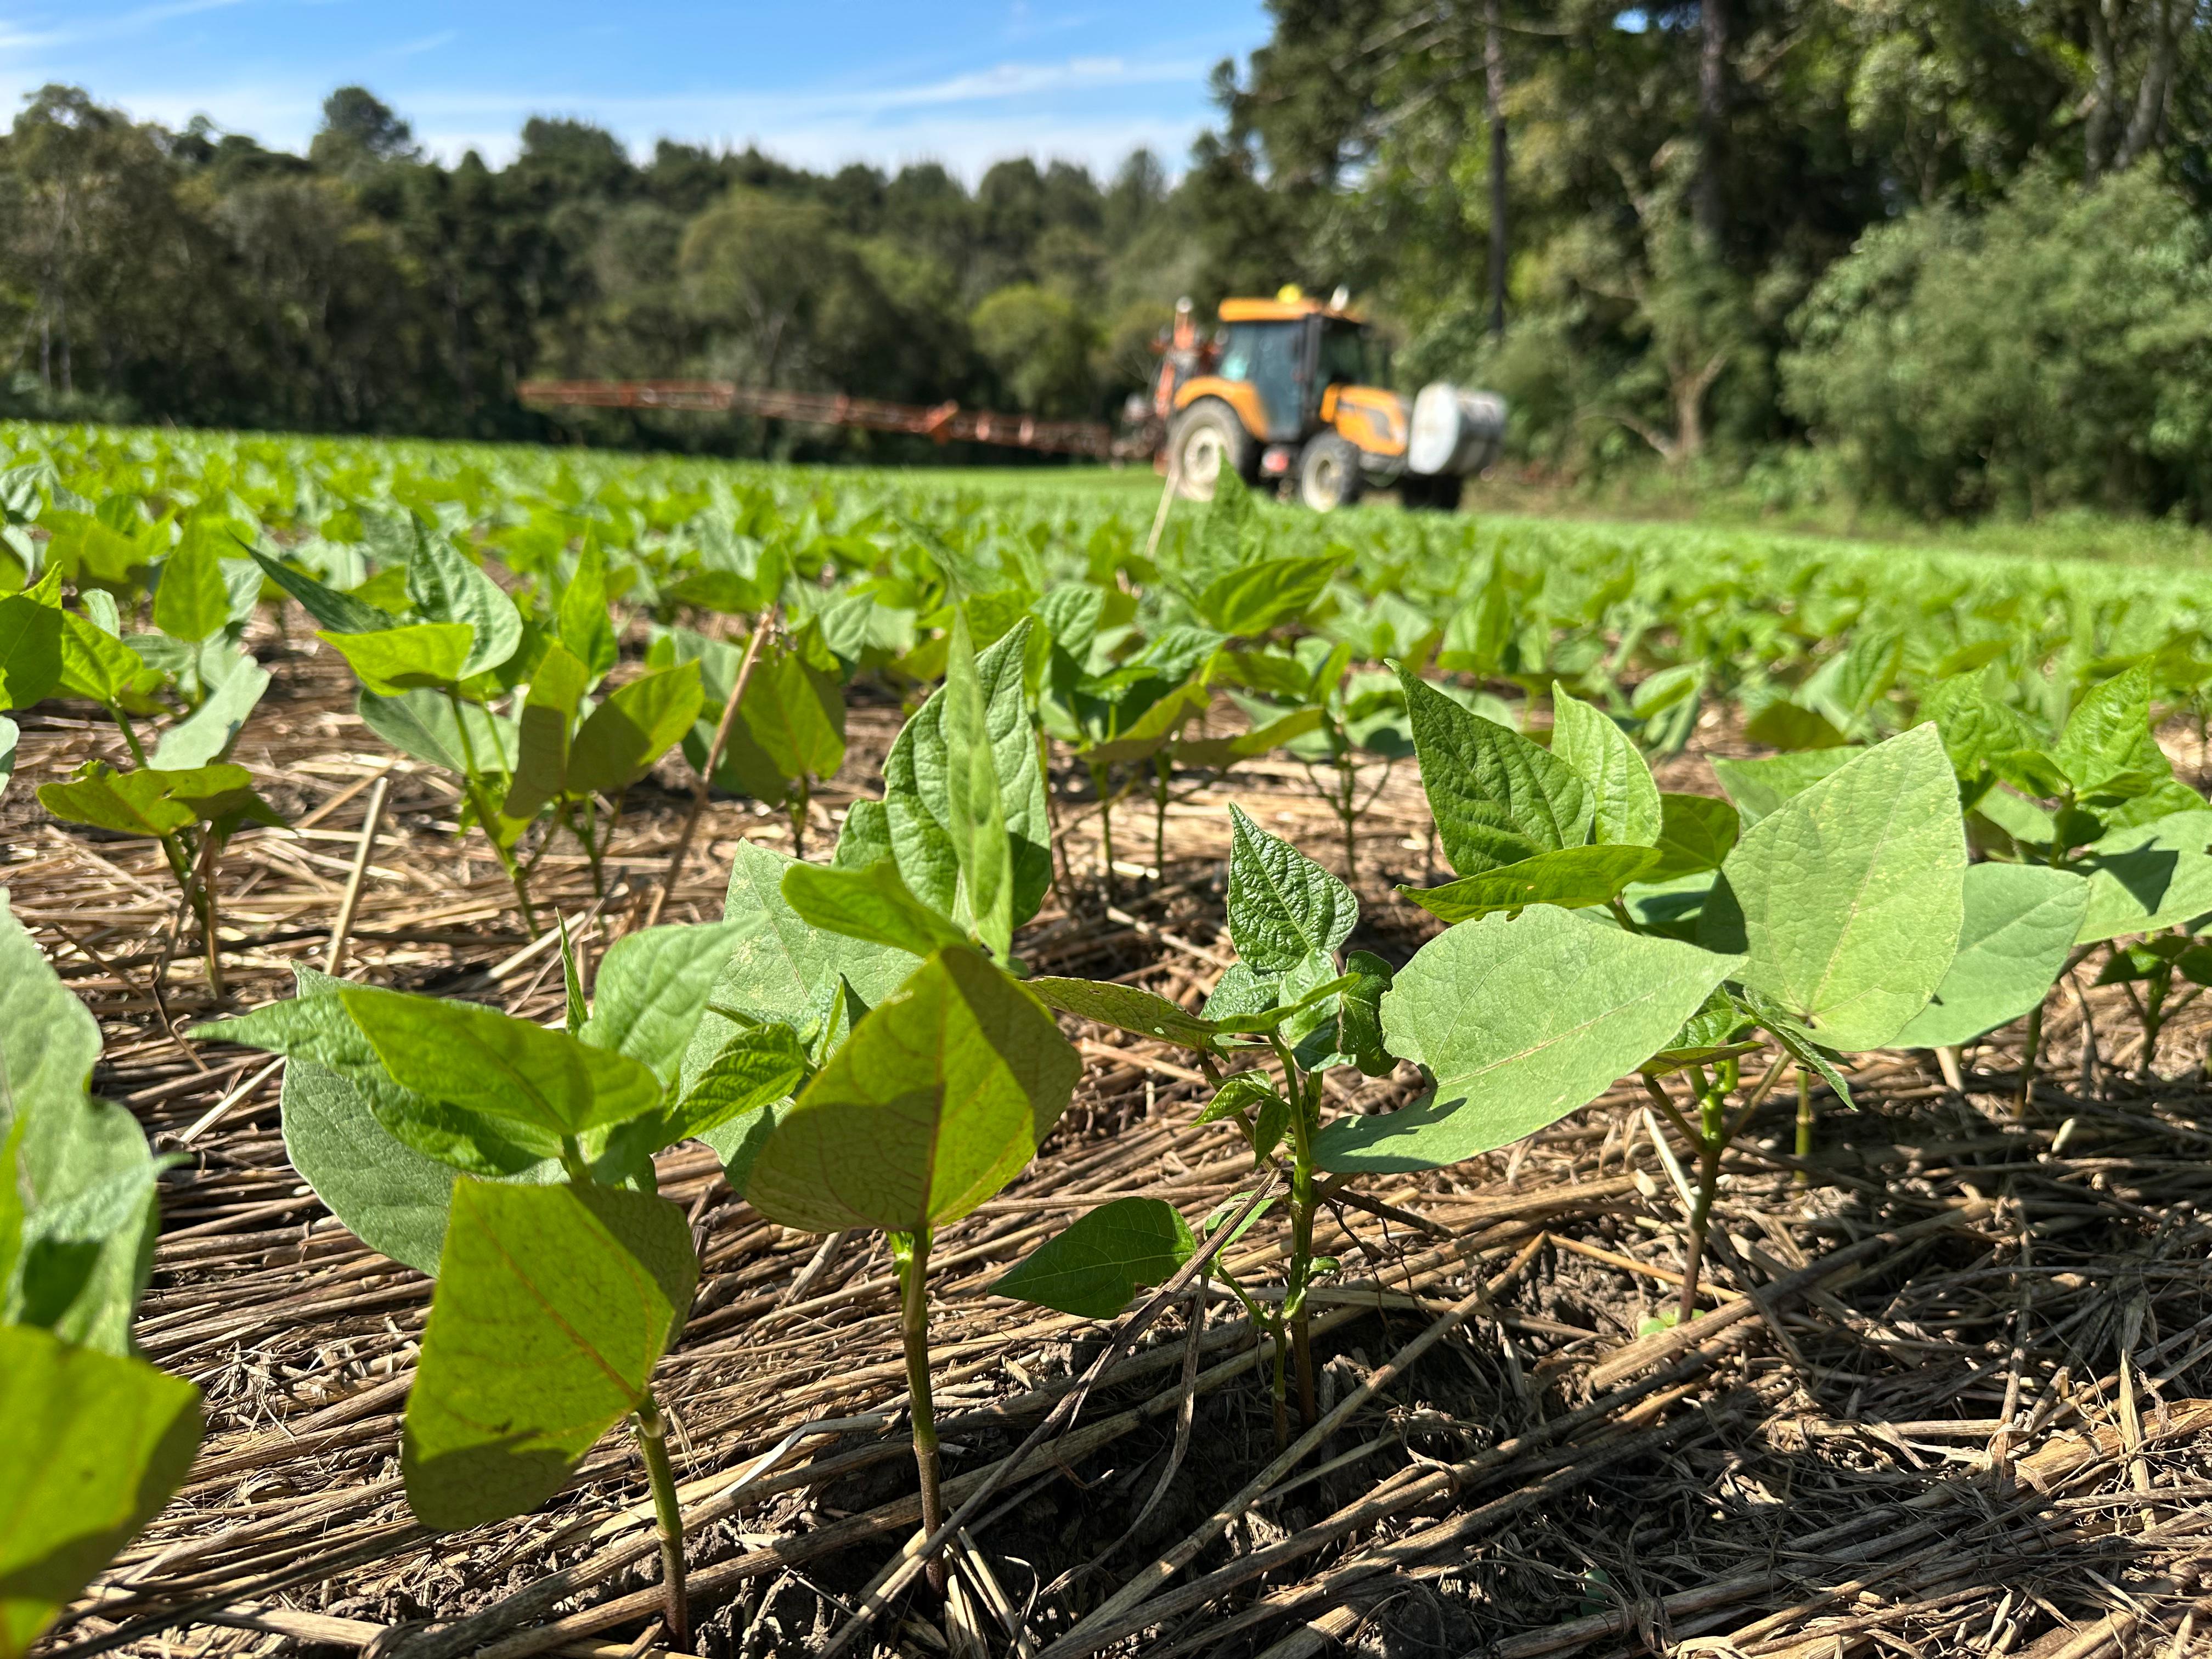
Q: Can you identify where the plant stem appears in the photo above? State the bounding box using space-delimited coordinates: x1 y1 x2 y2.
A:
1676 1063 1731 1323
1152 753 1170 889
2016 1000 2043 1117
1090 761 1116 903
1793 1066 1813 1185
631 1391 689 1651
893 1227 947 1598
193 828 225 1001
445 687 539 935
789 774 812 860
2139 963 2170 1079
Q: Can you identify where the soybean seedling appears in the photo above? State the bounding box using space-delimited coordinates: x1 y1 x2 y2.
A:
2 891 205 1659
191 916 809 1648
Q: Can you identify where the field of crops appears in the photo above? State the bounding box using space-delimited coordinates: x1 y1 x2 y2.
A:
7 420 2212 1659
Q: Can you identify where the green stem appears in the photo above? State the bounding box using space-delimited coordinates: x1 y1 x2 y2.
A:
109 705 150 768
558 1137 590 1182
1153 753 1170 888
893 1227 947 1598
1090 762 1116 904
2016 1001 2044 1118
193 827 225 1002
631 1391 689 1650
789 774 812 860
445 686 539 935
1677 1083 1725 1323
2140 964 2170 1078
1793 1067 1813 1185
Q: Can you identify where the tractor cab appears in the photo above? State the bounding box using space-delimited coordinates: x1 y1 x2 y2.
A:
1155 287 1503 512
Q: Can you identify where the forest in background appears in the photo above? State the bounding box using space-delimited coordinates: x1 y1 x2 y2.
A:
6 0 2212 521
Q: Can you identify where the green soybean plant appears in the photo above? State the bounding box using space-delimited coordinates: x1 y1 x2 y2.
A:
249 525 543 928
685 614 1081 1593
1390 673 1975 1317
26 549 282 996
652 617 846 857
189 916 809 1647
2 892 205 1659
1011 785 1742 1436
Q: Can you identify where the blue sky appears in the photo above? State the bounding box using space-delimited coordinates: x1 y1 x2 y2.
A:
1 0 1271 179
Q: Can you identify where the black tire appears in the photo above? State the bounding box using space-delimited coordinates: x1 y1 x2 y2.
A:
1297 435 1363 512
1169 399 1255 501
1400 473 1464 512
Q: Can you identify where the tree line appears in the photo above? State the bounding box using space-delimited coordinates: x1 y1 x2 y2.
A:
6 0 2212 518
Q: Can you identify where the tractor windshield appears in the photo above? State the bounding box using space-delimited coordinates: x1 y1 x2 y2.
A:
1219 320 1302 441
1318 319 1376 389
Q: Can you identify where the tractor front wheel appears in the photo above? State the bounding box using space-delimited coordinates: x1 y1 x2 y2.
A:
1169 400 1253 501
1297 435 1363 512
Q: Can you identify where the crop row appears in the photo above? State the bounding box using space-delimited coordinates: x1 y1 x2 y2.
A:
3 423 2211 1657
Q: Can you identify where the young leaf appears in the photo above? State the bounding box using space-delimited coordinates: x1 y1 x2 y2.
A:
1397 665 1591 875
151 539 230 644
503 644 592 820
1316 906 1739 1172
566 662 706 797
742 627 847 783
406 529 523 680
941 612 1013 958
742 947 1081 1233
321 623 475 695
1892 864 2091 1048
0 890 101 1131
402 1180 697 1530
1741 701 1847 753
782 859 972 959
1398 844 1659 923
1699 725 1967 1051
149 659 270 770
249 548 388 635
578 919 748 1084
1338 949 1395 1077
2053 663 2161 797
991 1197 1197 1319
1227 804 1357 973
1026 976 1222 1052
1550 685 1662 848
0 583 63 710
358 687 518 776
2075 810 2212 944
1197 555 1339 637
833 798 894 869
1646 792 1740 879
1709 749 1860 826
882 618 1051 929
0 1327 203 1659
662 1024 806 1147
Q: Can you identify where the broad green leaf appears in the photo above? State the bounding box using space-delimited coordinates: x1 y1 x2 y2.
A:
1175 706 1324 770
782 859 972 959
2076 810 2212 944
661 1023 806 1147
358 687 517 776
1893 865 2090 1048
1921 670 2040 781
8 1135 162 1354
681 843 919 1088
1742 701 1847 753
1700 725 1966 1051
150 658 269 769
1398 844 1659 923
2054 663 2162 797
402 1181 696 1530
407 529 523 679
151 539 229 644
1196 555 1339 637
38 765 192 837
1227 804 1357 973
742 628 846 783
578 920 748 1084
1319 906 1737 1172
0 891 101 1135
743 948 1081 1232
567 662 705 797
57 610 157 708
0 585 61 710
1026 976 1222 1052
1086 680 1211 765
1647 792 1740 880
503 644 591 820
941 611 1013 957
0 716 16 800
991 1197 1196 1319
833 798 894 868
321 624 475 695
1710 747 1861 826
1398 665 1590 875
336 987 664 1141
0 1327 203 1659
882 618 1051 929
249 548 387 634
1550 685 1662 847
556 542 617 677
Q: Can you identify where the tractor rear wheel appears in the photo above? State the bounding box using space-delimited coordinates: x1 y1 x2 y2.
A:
1169 400 1252 501
1297 435 1363 512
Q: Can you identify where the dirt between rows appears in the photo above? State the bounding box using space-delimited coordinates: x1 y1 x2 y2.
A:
10 631 2212 1659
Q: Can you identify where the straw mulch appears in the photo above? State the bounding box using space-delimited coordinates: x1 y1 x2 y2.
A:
10 644 2212 1659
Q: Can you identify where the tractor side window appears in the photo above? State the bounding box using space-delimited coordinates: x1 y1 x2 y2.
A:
1221 322 1301 442
1319 324 1369 388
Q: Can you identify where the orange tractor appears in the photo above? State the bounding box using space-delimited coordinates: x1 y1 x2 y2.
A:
1145 288 1506 512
